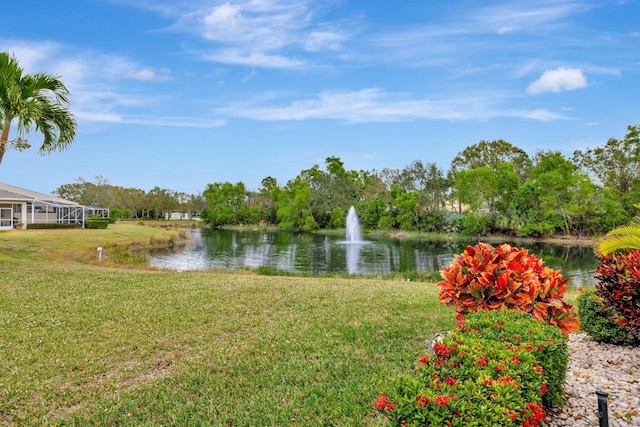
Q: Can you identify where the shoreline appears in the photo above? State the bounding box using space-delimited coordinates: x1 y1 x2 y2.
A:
222 225 596 247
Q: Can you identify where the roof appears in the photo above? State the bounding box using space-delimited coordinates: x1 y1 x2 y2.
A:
0 182 79 206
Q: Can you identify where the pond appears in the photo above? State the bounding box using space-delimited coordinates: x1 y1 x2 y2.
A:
148 228 600 287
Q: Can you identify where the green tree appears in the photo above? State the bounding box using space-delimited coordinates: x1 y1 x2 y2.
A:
203 182 247 226
329 206 346 229
54 176 116 208
449 139 531 179
514 151 595 237
395 190 421 230
0 51 77 164
397 160 449 212
361 198 387 229
302 157 359 227
452 166 497 211
449 140 531 214
272 177 317 231
574 124 640 211
574 124 640 193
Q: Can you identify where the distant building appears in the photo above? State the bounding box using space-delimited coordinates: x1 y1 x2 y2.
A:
0 182 109 230
165 212 192 220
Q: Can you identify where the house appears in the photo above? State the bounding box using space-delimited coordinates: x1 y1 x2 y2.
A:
165 211 192 220
0 182 109 230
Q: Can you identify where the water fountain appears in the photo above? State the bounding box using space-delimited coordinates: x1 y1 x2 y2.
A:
345 206 363 243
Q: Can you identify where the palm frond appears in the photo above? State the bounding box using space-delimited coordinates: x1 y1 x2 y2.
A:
596 217 640 255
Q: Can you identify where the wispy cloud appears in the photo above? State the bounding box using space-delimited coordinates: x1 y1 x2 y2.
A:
1 39 221 128
167 0 354 68
527 67 588 94
471 1 592 34
217 88 565 123
202 49 306 68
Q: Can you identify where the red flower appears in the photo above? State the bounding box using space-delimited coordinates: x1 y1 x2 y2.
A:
433 343 451 358
416 395 430 407
527 402 545 421
496 321 505 328
618 319 627 326
418 355 430 364
445 377 457 386
495 364 505 372
434 395 450 406
540 383 548 394
373 393 388 410
483 378 494 386
435 359 444 366
385 403 395 412
476 357 488 366
498 376 519 387
525 345 534 351
511 356 521 365
535 365 543 374
509 411 517 420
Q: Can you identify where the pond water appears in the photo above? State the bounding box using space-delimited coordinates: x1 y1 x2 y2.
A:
148 228 599 287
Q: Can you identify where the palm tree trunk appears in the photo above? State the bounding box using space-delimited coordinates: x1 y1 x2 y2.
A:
0 117 12 165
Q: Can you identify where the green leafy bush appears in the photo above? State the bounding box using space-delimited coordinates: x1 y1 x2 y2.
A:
437 242 579 335
109 208 122 220
84 219 109 229
577 289 638 345
461 310 568 408
374 310 567 426
27 223 82 229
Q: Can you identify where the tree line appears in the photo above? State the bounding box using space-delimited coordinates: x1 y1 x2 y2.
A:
53 176 206 221
55 124 640 238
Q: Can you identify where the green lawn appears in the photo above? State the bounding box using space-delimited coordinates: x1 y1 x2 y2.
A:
0 225 456 425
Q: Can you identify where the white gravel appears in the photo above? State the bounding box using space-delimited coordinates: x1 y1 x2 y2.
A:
545 333 640 426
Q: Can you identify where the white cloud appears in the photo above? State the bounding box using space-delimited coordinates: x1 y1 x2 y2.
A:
204 48 306 68
167 0 354 68
520 109 566 121
303 30 346 52
527 67 587 94
1 38 218 129
218 88 563 123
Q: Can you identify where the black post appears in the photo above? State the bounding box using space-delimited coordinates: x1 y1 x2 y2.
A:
596 390 609 427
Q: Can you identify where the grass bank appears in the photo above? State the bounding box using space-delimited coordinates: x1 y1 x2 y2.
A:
0 222 186 267
0 225 455 425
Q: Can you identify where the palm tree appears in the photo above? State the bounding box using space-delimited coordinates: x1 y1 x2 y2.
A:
0 51 76 165
596 208 640 255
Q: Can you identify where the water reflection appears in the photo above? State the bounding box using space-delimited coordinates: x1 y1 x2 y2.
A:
148 229 599 286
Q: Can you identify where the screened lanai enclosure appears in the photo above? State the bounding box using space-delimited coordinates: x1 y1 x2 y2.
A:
0 182 109 230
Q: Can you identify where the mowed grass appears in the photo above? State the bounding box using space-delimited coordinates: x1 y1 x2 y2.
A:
0 225 455 425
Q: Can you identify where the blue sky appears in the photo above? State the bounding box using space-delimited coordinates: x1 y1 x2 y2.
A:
1 0 639 195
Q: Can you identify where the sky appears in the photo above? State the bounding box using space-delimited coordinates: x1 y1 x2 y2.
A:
1 0 639 196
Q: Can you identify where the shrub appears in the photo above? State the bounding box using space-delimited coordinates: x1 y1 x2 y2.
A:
374 310 567 426
437 242 579 335
460 213 491 236
85 219 109 229
461 310 568 408
577 288 638 345
594 251 640 341
27 223 82 229
110 208 122 220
